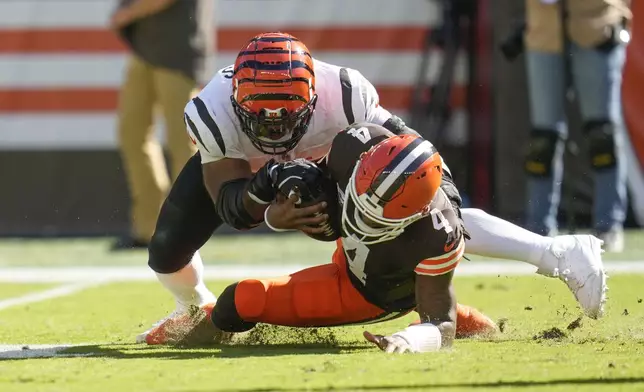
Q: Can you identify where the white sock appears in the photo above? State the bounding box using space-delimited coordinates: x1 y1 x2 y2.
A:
155 251 217 311
460 208 555 269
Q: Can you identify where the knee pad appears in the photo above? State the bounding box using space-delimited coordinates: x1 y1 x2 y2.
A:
147 228 186 274
211 282 257 333
234 279 268 319
148 197 220 274
584 120 617 170
525 129 562 177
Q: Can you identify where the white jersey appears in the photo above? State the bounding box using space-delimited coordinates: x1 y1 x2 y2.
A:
183 59 395 172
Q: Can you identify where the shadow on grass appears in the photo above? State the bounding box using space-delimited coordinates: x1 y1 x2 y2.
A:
213 377 644 391
79 343 372 359
0 342 373 361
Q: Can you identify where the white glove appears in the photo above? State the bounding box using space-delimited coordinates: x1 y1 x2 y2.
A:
364 324 442 354
364 331 415 353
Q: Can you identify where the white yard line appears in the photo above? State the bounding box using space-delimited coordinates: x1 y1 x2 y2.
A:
0 344 94 359
0 265 311 283
0 280 108 311
0 261 643 283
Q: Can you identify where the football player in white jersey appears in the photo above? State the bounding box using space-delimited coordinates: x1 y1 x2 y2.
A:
138 32 606 345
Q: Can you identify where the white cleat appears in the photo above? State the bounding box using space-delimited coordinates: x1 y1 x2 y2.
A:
539 235 607 319
136 308 186 344
137 303 231 346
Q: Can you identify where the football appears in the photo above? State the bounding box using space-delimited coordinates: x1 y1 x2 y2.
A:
274 160 341 242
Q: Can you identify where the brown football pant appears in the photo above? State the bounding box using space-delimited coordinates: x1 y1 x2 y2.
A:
117 55 198 241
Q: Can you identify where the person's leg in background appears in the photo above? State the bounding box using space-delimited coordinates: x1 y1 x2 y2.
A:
153 66 199 180
570 42 628 252
115 55 171 249
524 50 568 236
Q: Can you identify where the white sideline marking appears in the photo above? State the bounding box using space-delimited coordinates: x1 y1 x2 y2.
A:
0 281 107 311
0 344 94 359
0 261 643 283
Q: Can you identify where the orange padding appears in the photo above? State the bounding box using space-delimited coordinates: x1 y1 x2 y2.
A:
234 246 386 327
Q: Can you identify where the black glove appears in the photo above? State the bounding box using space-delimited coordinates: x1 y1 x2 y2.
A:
270 159 326 203
246 159 280 204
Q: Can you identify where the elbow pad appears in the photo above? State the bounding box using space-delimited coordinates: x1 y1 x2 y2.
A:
215 178 262 230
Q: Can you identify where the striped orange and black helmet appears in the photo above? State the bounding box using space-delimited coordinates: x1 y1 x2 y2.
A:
230 32 317 155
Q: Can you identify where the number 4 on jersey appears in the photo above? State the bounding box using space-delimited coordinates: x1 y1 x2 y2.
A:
341 236 370 284
430 208 453 234
347 127 371 144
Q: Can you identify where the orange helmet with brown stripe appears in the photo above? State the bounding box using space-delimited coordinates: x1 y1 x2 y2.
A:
342 131 443 244
231 32 317 155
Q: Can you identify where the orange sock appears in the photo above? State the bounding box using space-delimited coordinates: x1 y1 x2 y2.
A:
409 303 498 338
455 304 498 338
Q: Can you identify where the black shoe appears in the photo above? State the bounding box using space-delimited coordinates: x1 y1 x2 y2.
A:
111 236 149 251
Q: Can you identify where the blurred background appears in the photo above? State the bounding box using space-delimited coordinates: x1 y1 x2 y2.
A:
0 0 642 239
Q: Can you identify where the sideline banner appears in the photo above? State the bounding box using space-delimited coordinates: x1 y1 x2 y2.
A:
0 0 468 150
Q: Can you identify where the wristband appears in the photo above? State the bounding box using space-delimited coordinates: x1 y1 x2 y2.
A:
391 323 442 353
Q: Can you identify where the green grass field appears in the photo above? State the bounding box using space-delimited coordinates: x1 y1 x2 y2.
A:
1 232 643 391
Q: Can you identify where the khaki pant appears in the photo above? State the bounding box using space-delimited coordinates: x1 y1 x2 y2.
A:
117 55 198 242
